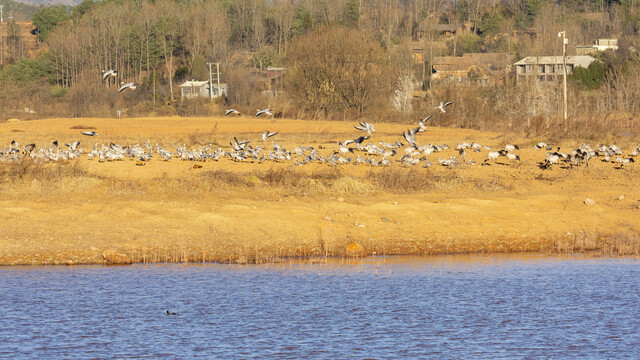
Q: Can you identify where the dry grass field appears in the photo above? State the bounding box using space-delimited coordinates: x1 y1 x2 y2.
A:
1 116 639 265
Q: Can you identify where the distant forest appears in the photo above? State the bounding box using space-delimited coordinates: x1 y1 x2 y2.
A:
1 0 46 21
1 0 640 137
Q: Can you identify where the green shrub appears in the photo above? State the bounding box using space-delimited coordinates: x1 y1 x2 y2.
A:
49 85 67 98
570 61 607 90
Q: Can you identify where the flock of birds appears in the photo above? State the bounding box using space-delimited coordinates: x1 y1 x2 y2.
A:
102 69 136 93
1 101 638 170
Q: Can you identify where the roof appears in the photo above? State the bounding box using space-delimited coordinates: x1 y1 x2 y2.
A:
435 24 457 32
432 53 513 70
513 55 598 67
180 80 209 88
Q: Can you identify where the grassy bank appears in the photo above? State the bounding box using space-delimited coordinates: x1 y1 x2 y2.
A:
1 117 639 265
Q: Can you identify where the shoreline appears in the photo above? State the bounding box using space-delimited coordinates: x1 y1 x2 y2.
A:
2 117 639 265
1 251 634 267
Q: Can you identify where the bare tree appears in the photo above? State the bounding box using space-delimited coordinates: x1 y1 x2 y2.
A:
286 26 392 118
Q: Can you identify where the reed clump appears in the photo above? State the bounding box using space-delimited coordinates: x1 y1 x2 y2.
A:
200 169 257 188
257 167 342 187
365 168 463 193
599 232 640 256
331 176 374 194
552 231 640 256
0 159 88 183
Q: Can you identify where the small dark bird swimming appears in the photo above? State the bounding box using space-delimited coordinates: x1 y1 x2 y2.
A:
166 310 177 315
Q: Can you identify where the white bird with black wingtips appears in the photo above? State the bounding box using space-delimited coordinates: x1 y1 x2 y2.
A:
344 135 370 147
261 131 278 142
436 101 453 113
353 121 375 135
416 115 431 132
118 82 136 93
102 69 117 80
255 109 272 117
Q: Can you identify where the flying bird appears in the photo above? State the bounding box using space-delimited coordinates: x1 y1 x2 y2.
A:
23 143 36 154
436 101 453 113
402 127 420 147
118 82 136 93
225 109 241 116
102 69 118 80
344 135 370 147
354 121 375 135
81 131 99 137
416 115 432 132
255 109 273 117
66 140 80 151
261 131 278 142
231 137 250 151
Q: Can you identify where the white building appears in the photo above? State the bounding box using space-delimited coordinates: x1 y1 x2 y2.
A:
576 39 618 55
514 55 599 82
179 80 229 99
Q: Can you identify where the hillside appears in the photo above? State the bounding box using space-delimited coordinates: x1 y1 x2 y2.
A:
0 21 41 66
10 0 80 6
0 0 44 21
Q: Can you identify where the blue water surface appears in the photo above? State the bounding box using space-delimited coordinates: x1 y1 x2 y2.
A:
1 254 639 359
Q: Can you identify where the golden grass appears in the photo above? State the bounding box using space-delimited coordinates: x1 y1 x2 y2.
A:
0 116 639 265
553 231 640 256
0 158 87 182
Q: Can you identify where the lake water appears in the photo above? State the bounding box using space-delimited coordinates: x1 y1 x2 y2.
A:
1 254 639 359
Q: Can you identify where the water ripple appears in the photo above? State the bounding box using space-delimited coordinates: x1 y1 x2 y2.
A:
1 254 639 358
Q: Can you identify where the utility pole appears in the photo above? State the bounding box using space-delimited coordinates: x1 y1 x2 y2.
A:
206 62 214 100
216 63 221 97
0 5 4 65
558 31 568 122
